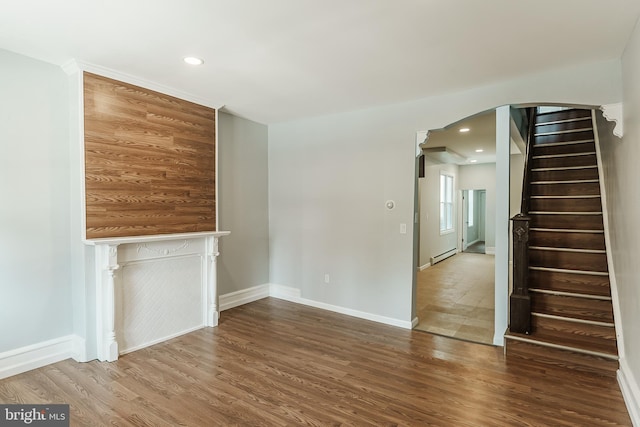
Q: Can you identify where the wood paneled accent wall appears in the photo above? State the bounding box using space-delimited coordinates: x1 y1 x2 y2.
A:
83 72 216 239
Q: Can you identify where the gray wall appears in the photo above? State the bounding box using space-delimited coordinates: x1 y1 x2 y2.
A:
218 112 270 294
600 16 640 411
419 162 458 267
269 59 622 325
458 163 497 250
0 49 72 352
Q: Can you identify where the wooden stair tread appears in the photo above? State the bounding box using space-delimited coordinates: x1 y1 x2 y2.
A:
531 293 614 323
534 109 592 124
531 168 599 181
530 315 618 355
531 153 597 168
535 119 593 135
529 249 608 272
528 269 611 297
506 328 617 358
504 335 618 378
529 230 605 250
534 135 595 148
529 196 602 212
530 181 601 197
530 213 604 230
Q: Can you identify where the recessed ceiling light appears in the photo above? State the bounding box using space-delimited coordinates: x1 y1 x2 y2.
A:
469 159 478 163
183 56 204 65
475 149 484 153
459 128 470 133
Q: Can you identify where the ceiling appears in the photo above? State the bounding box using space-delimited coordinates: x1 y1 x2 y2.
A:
422 111 500 165
1 1 639 124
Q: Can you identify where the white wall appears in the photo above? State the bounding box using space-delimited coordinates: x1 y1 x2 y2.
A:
419 162 458 267
269 59 622 324
458 163 497 249
0 49 72 352
600 17 640 420
218 113 270 294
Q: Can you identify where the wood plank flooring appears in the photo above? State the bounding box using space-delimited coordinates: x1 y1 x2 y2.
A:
0 298 631 426
416 253 495 345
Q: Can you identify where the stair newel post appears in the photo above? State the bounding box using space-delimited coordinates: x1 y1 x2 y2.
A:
510 214 531 334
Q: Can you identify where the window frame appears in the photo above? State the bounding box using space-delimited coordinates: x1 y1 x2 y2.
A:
439 172 455 235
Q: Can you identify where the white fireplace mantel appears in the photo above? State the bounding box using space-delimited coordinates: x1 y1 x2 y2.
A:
87 231 229 362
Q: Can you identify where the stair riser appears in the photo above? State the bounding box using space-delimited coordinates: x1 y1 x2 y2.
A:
504 339 618 377
535 119 593 135
530 197 602 212
530 214 604 230
532 154 597 169
528 269 611 296
531 294 614 323
534 133 595 147
532 316 617 355
530 250 608 272
535 110 592 124
530 182 600 197
531 168 599 182
529 231 605 250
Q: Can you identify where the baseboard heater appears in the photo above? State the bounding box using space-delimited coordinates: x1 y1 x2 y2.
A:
430 248 457 265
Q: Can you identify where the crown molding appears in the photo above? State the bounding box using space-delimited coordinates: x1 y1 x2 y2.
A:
60 59 224 110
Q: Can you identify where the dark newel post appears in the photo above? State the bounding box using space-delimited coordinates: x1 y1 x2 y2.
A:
510 214 531 334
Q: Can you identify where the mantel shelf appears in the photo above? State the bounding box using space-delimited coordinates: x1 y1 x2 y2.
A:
84 231 230 246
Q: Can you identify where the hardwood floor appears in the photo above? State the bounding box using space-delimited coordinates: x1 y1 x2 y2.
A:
0 298 631 426
416 253 495 345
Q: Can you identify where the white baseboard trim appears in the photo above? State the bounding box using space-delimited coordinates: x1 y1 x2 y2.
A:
485 246 496 255
412 317 419 328
71 335 88 362
119 325 205 356
269 283 302 301
418 263 431 271
269 283 413 329
219 284 270 311
618 358 640 426
0 335 79 380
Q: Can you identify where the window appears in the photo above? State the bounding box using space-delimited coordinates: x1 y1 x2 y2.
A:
468 190 474 227
439 173 454 233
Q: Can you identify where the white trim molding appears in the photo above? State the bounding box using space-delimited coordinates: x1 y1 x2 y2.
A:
618 359 640 426
61 59 223 110
485 246 496 255
219 284 270 311
601 103 623 138
412 317 420 328
0 335 80 380
418 263 431 271
268 284 414 329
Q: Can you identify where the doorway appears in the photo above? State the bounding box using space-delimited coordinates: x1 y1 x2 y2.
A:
462 189 486 254
413 106 522 346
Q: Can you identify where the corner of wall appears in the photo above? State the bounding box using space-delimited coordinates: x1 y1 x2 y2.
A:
0 335 81 380
618 359 640 426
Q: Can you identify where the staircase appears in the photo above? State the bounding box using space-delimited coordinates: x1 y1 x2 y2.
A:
504 108 618 376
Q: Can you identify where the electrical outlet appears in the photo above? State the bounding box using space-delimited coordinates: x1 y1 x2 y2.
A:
324 274 330 283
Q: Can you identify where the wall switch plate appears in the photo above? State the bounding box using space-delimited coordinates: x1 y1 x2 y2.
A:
400 223 407 234
324 274 330 283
